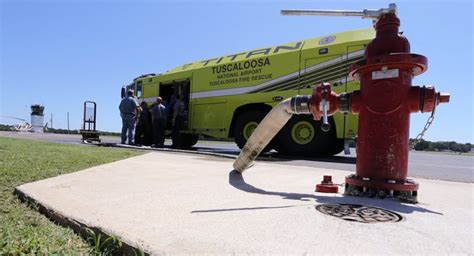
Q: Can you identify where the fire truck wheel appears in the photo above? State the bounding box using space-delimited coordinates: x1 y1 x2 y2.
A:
181 134 199 148
326 138 344 156
274 115 337 156
233 110 273 152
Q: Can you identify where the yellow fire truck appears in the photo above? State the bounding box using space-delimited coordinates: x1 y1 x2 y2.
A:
121 28 374 156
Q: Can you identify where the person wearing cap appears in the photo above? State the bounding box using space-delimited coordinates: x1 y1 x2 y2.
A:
151 96 167 148
119 89 141 145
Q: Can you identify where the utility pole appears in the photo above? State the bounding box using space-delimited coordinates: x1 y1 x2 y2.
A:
67 112 70 133
50 113 53 129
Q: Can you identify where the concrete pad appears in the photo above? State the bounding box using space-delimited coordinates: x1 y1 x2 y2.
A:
15 152 473 254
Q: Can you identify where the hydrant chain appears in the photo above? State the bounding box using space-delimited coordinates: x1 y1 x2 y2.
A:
410 106 436 149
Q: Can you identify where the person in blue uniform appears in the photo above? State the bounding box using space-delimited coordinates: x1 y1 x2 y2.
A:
151 97 167 148
119 89 141 145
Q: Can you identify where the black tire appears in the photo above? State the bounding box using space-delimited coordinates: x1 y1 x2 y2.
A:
326 138 345 156
274 115 339 156
233 110 273 151
181 134 199 148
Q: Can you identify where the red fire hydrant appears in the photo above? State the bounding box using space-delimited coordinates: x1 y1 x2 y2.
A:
230 4 451 203
308 9 450 202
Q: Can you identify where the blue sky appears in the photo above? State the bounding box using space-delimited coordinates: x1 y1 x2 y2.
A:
1 0 472 143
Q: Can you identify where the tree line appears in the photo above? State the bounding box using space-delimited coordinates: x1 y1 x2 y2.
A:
409 139 472 153
45 127 121 137
0 124 120 137
0 124 13 131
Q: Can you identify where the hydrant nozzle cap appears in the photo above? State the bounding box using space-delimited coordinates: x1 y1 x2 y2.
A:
438 93 450 104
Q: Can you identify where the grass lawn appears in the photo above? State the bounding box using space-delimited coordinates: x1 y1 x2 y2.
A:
0 137 143 254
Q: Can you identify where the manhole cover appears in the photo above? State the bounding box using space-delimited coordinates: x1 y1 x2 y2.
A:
315 204 404 223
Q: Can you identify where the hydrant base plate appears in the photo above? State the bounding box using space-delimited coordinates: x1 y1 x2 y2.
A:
345 175 419 191
344 182 418 203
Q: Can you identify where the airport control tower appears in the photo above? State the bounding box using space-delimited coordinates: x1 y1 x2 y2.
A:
30 104 45 133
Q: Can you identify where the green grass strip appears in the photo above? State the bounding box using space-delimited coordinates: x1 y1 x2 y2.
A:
0 137 143 254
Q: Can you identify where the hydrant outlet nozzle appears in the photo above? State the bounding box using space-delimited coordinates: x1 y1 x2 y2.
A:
417 86 451 113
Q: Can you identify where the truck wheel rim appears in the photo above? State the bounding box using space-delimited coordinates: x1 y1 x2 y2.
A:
243 121 259 140
291 121 314 145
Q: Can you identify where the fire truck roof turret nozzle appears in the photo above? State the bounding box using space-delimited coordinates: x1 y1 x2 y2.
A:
281 3 397 21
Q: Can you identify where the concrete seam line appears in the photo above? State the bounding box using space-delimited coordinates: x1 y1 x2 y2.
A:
124 146 291 161
109 143 290 163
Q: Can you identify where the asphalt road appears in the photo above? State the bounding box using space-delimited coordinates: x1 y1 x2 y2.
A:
196 142 473 183
1 131 472 183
